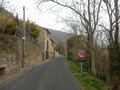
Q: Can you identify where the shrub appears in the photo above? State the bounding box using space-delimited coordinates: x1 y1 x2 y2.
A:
96 71 107 81
80 72 105 90
68 61 106 90
67 51 74 60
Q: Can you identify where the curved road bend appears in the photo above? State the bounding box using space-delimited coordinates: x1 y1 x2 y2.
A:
0 57 81 90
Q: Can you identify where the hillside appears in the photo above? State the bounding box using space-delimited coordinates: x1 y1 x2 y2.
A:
48 29 70 48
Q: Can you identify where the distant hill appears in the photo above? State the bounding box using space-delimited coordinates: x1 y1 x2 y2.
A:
48 29 70 48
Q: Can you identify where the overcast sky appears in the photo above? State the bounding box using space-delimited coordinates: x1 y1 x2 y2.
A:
5 0 70 31
3 0 113 33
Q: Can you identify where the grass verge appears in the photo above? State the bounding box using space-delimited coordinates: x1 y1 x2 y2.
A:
67 60 106 90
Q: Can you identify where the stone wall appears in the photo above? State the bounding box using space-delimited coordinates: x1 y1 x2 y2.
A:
0 35 43 74
24 41 43 65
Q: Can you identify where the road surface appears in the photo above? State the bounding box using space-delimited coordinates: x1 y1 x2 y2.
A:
0 57 81 90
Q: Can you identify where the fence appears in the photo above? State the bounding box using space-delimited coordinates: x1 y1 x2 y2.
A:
15 26 38 43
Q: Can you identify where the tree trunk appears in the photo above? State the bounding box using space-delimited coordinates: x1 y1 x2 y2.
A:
114 0 119 45
2 27 5 34
108 0 120 81
90 34 96 76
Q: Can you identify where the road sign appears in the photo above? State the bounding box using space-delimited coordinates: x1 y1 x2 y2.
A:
77 59 86 62
76 49 86 59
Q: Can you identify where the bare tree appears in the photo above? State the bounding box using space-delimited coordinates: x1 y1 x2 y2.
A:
0 0 16 34
37 0 102 76
102 0 120 89
0 0 4 8
0 0 9 9
0 8 14 34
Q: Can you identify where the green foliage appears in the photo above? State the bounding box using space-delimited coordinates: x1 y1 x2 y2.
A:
5 19 16 35
0 8 41 37
67 50 74 60
0 43 10 53
68 60 80 73
108 43 120 78
67 36 77 61
0 9 16 35
67 37 74 50
56 42 65 55
96 72 107 81
18 19 23 28
26 19 42 38
80 73 105 90
68 60 106 90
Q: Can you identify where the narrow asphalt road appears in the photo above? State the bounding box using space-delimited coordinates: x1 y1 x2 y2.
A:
0 57 81 90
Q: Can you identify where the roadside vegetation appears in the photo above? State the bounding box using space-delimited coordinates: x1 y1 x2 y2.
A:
67 60 106 90
0 1 43 54
0 3 42 38
0 42 10 53
0 34 16 53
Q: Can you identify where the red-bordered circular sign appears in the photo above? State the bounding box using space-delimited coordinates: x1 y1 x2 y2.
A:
76 49 86 59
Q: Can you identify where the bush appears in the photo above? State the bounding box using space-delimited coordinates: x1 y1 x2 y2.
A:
80 72 105 90
67 61 106 90
67 51 74 60
96 71 107 81
68 60 79 73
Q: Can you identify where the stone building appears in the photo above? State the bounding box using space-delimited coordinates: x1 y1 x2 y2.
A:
49 39 55 58
37 27 59 60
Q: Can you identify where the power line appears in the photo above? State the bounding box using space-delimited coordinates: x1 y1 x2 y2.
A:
25 10 35 22
19 0 36 22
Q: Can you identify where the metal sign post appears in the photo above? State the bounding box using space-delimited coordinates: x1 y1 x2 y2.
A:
76 49 86 73
81 63 83 73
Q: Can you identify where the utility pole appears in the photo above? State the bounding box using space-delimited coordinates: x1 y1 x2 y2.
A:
22 6 26 68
